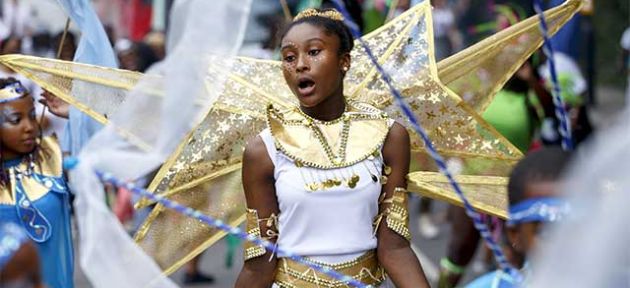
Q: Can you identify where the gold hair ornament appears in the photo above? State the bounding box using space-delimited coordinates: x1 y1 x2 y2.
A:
294 8 345 22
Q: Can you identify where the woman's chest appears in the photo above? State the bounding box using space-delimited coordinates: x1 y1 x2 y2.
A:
273 157 384 209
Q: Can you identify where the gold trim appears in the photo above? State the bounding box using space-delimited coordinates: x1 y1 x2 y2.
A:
0 137 63 205
162 214 246 275
267 102 389 169
137 162 242 209
294 8 345 22
348 4 424 99
437 0 581 112
407 171 508 219
243 208 279 261
275 250 385 288
374 187 411 241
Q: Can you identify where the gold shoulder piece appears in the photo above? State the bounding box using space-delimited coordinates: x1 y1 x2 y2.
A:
244 208 279 261
0 137 63 205
267 102 390 169
35 137 63 177
374 187 411 241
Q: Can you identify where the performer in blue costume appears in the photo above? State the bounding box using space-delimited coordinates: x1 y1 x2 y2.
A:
0 78 73 288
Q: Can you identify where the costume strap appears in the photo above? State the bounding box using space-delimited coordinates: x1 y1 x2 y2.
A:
507 197 569 227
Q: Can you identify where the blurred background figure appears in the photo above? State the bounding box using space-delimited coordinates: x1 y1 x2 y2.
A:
430 0 461 60
0 0 34 40
115 38 159 72
622 26 630 102
0 223 44 288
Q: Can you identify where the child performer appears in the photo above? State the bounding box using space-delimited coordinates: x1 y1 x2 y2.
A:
0 78 73 288
466 146 572 287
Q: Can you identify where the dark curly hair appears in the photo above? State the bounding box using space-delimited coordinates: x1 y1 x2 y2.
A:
280 8 355 56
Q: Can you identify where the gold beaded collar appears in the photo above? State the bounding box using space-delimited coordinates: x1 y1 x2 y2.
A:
0 137 64 205
267 102 390 169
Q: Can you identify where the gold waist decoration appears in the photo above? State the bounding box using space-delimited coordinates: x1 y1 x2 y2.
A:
274 250 385 288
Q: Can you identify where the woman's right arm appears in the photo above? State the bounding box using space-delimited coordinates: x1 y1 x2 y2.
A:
235 136 279 288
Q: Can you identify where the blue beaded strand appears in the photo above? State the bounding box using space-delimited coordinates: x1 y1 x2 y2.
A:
534 0 574 151
329 0 522 281
94 171 372 288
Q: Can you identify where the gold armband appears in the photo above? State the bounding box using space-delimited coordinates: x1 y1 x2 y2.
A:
244 208 279 261
373 187 411 241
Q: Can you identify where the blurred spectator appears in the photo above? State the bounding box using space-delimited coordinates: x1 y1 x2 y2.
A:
622 27 630 103
144 31 165 60
52 31 77 61
0 0 34 39
431 0 462 60
115 38 159 72
31 32 54 58
0 223 44 288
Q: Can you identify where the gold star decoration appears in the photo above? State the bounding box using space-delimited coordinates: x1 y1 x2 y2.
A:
0 0 580 274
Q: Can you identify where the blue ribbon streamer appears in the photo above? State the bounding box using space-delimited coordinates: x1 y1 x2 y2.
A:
507 197 570 227
95 171 372 288
329 0 522 281
533 0 574 151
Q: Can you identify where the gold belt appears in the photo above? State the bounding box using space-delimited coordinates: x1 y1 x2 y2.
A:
274 250 386 288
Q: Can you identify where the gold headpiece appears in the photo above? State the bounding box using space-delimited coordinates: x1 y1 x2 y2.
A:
0 82 27 103
294 8 345 22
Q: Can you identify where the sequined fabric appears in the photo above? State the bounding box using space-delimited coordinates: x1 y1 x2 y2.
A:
0 1 581 274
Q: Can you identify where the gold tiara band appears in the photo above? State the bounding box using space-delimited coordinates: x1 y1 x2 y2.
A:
294 8 345 22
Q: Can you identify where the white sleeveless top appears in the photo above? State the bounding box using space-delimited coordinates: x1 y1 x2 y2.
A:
259 128 385 264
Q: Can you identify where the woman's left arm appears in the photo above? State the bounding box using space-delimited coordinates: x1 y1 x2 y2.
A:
376 122 430 288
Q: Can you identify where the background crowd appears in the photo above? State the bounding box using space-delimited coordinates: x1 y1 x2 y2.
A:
0 0 628 287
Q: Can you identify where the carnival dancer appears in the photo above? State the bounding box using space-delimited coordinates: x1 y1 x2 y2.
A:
465 147 572 288
0 78 73 288
235 8 429 287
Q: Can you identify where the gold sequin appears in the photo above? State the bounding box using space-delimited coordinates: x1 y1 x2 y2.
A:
0 1 582 273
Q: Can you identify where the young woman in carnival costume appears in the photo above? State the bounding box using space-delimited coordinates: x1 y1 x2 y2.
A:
235 8 429 287
0 78 73 288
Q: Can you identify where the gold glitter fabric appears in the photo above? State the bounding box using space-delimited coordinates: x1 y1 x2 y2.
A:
267 102 389 169
373 187 411 241
0 1 580 274
0 137 63 205
408 172 509 219
275 250 385 288
438 0 581 113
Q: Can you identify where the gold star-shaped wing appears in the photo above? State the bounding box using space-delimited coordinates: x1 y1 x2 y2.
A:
439 0 581 113
0 0 580 273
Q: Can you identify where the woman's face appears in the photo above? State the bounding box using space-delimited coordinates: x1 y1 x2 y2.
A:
0 96 38 160
281 23 350 108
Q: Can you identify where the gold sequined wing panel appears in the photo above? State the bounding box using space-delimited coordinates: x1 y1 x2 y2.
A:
132 6 436 273
0 54 144 124
346 3 432 105
343 2 522 197
437 0 581 113
133 57 299 273
407 172 509 218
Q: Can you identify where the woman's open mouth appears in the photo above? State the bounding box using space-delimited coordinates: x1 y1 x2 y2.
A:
297 78 316 96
